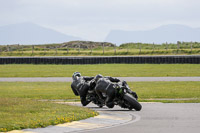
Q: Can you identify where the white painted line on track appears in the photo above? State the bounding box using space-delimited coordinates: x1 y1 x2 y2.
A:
20 109 141 133
65 113 141 133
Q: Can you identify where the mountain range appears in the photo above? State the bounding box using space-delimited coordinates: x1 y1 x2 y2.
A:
0 22 81 45
0 23 200 45
105 24 200 45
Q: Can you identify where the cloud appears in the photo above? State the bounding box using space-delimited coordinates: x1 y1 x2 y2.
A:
0 0 200 41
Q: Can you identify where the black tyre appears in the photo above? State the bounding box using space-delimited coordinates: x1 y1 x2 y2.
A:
123 93 142 111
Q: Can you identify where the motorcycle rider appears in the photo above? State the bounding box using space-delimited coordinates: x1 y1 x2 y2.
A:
71 72 94 106
94 74 138 108
94 74 120 108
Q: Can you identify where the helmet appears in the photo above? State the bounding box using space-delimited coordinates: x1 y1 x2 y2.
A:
94 74 103 82
72 72 81 79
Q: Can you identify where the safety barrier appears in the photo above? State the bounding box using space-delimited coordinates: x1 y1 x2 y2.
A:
0 55 199 64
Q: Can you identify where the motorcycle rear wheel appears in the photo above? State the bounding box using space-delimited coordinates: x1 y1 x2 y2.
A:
123 93 142 111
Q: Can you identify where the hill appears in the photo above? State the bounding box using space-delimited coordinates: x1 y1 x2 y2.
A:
105 24 200 45
61 41 114 49
0 22 81 45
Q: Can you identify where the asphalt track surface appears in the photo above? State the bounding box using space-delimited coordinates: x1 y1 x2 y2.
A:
21 102 200 133
0 77 200 82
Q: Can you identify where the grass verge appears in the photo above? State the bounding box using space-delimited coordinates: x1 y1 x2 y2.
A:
0 48 199 56
0 64 199 77
132 82 200 103
0 98 98 132
0 82 74 99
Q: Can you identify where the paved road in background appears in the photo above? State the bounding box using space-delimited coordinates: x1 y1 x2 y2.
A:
23 103 200 133
0 77 200 82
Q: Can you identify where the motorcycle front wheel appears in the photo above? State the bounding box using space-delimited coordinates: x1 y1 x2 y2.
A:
123 93 142 111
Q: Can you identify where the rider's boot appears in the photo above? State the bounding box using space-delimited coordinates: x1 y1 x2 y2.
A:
106 101 114 108
80 97 90 106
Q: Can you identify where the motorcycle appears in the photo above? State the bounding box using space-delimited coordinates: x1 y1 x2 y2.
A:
113 83 142 111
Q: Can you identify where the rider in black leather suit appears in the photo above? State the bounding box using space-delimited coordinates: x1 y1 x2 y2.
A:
94 74 138 108
94 74 120 108
71 72 94 106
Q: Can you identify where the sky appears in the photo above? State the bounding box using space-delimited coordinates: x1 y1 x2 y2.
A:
1 0 200 41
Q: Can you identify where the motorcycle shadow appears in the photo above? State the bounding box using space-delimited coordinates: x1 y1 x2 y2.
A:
88 107 136 112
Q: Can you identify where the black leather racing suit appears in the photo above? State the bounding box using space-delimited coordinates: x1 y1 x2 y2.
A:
71 76 94 106
95 77 120 108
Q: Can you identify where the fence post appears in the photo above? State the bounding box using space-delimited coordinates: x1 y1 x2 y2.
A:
7 45 9 52
114 44 116 54
44 46 46 54
55 46 57 55
177 41 180 54
78 45 80 54
190 42 193 52
10 45 13 55
166 42 168 51
32 45 34 55
21 45 23 54
7 45 12 54
102 43 104 54
67 46 69 54
177 41 180 50
17 44 20 52
90 45 93 54
10 46 12 53
153 42 155 52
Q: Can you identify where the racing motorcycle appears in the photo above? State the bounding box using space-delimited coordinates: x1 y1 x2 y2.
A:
112 83 142 111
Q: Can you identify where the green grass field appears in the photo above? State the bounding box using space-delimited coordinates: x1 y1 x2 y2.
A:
0 64 199 77
132 82 200 103
0 98 98 132
0 82 74 99
0 82 200 102
0 82 98 132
